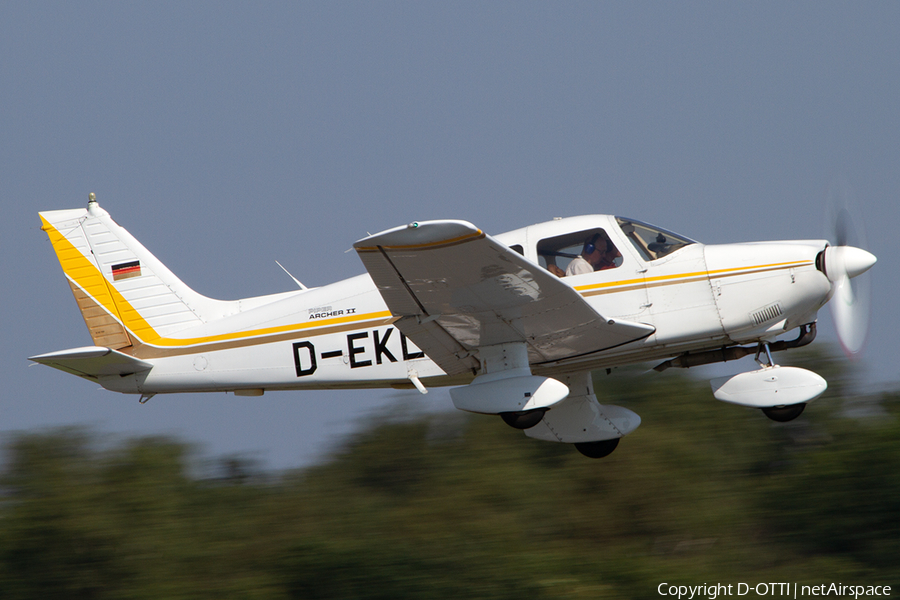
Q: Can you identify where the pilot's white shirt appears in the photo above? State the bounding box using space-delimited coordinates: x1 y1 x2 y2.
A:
566 255 593 277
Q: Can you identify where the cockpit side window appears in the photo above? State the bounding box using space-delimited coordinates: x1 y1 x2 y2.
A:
615 217 695 261
537 228 622 277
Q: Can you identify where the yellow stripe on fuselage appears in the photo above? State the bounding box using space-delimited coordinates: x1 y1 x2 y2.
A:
575 260 812 297
44 213 812 350
41 216 392 349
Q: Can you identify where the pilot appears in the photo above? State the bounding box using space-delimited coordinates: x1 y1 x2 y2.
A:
598 238 621 270
566 232 619 276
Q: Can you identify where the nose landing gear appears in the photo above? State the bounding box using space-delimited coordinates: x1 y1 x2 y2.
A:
762 403 806 422
755 342 808 423
710 340 826 423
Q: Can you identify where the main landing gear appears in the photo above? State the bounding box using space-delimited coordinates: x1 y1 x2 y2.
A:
498 372 639 459
574 438 619 458
500 409 622 458
500 409 547 430
500 409 622 459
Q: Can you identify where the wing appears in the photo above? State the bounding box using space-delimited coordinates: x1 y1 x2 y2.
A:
354 220 654 376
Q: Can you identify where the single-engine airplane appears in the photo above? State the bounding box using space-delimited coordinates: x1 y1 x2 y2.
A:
31 195 876 458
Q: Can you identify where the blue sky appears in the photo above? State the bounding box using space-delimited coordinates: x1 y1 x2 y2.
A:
3 2 897 469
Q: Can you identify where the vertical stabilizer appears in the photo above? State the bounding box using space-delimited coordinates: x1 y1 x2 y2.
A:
39 197 235 348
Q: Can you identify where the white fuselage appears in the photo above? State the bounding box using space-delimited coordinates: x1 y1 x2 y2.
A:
102 216 832 396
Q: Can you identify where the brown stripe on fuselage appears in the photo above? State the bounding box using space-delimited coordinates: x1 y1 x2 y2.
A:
126 315 400 359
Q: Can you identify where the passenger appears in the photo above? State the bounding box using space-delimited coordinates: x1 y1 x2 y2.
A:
546 264 566 277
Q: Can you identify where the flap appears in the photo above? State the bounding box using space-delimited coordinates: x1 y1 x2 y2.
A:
29 346 153 381
354 220 654 375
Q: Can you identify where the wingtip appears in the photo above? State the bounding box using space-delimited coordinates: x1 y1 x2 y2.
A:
354 220 483 252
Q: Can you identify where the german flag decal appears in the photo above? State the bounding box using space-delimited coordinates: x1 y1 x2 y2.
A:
111 260 141 281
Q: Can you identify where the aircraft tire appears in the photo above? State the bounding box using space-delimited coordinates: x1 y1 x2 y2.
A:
762 403 806 422
500 409 546 430
574 438 619 459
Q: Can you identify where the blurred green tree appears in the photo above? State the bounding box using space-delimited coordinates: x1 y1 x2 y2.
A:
1 351 896 598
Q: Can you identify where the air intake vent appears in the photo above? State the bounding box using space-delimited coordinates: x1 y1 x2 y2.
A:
751 302 784 326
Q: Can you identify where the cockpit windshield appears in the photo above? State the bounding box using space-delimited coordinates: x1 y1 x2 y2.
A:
616 217 696 261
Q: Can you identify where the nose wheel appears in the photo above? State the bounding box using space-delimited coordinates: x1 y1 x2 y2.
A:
755 342 807 423
762 403 806 422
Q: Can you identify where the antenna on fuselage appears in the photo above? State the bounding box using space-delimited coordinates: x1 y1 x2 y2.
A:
275 260 308 290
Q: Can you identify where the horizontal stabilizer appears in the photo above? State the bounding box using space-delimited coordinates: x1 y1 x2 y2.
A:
29 347 153 381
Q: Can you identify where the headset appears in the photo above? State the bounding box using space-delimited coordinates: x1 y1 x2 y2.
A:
583 233 610 255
